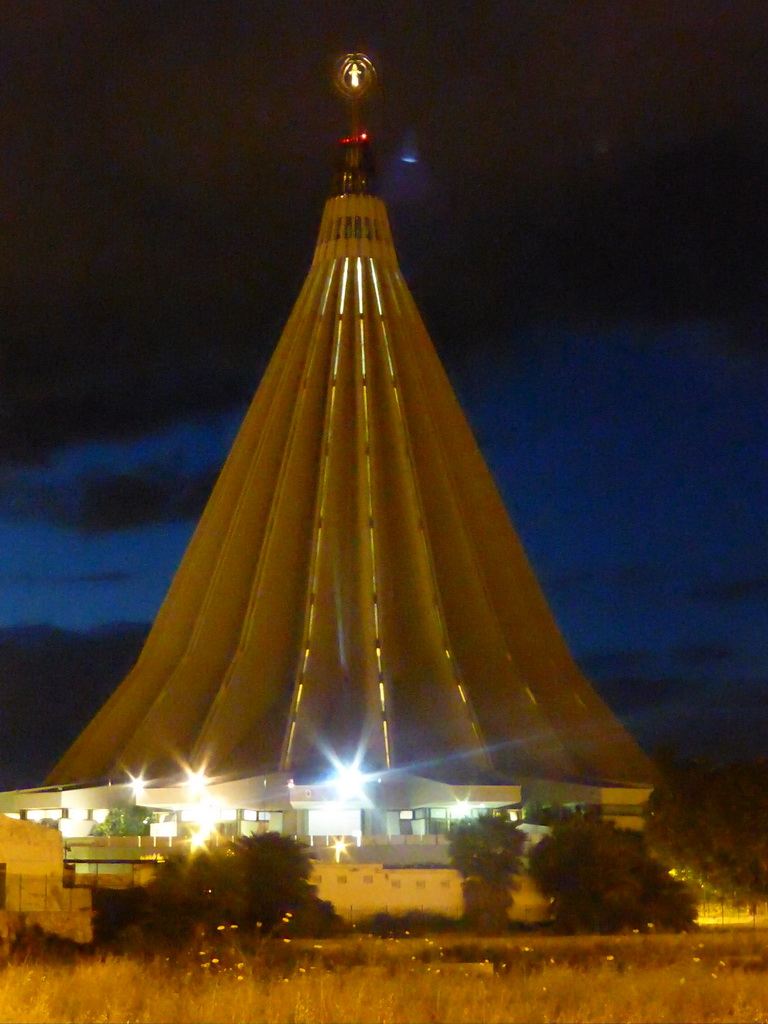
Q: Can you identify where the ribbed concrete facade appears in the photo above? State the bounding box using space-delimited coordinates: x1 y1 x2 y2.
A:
48 142 652 791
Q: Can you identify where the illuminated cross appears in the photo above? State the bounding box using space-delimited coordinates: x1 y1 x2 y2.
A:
335 53 376 102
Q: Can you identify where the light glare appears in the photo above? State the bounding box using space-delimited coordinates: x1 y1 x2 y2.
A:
333 762 366 802
128 774 145 799
186 769 208 797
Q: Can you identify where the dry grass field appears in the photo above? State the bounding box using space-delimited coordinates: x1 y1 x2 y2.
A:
3 931 768 1023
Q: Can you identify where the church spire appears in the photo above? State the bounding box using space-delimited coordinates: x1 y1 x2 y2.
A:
332 132 375 197
331 54 377 196
47 58 652 792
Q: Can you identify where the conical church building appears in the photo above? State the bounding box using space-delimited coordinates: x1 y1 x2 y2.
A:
4 62 652 848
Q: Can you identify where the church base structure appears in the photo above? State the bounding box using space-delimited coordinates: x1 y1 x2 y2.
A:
0 770 651 859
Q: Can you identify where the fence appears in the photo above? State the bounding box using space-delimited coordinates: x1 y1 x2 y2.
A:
698 900 768 928
65 860 158 889
1 873 90 913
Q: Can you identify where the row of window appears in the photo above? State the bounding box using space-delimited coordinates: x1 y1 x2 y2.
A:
178 808 271 823
398 807 487 820
334 875 453 889
15 807 273 824
322 215 384 243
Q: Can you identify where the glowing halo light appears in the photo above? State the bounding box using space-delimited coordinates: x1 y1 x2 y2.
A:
189 829 208 852
334 53 376 100
128 774 145 800
185 768 208 798
333 838 348 863
451 800 471 820
188 803 219 850
332 762 366 802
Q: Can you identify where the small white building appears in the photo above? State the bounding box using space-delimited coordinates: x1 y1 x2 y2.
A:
0 814 91 947
0 769 648 848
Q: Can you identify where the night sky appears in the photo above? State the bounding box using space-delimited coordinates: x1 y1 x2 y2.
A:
1 1 766 788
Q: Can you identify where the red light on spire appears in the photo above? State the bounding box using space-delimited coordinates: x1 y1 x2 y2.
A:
339 132 371 146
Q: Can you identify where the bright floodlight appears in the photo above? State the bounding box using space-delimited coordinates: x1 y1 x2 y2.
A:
186 768 208 797
333 838 348 863
189 828 208 851
451 800 471 819
333 762 366 802
188 802 219 850
128 774 145 800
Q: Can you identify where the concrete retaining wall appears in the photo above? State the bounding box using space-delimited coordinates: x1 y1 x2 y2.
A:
0 815 62 875
1 816 93 946
312 862 550 923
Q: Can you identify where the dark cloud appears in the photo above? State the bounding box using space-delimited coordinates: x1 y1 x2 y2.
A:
674 644 733 670
661 680 768 761
0 464 220 531
548 134 768 328
544 565 662 596
584 675 720 759
3 571 132 586
585 673 768 762
0 477 76 526
1 4 768 462
580 650 660 680
0 623 148 789
715 677 768 709
420 132 768 356
0 317 267 466
578 626 768 759
582 643 734 683
548 566 768 612
591 676 695 715
79 467 219 532
688 576 768 602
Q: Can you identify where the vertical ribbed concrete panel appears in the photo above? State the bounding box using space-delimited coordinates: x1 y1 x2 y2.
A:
48 146 652 789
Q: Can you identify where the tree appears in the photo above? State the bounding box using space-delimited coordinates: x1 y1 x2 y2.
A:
647 758 768 909
90 804 151 836
448 813 526 933
529 813 696 933
138 833 336 944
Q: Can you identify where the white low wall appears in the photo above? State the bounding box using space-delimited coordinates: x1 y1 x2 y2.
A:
312 862 550 923
0 815 63 876
0 816 93 945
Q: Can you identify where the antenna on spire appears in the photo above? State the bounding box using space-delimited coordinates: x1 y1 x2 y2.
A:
332 53 377 196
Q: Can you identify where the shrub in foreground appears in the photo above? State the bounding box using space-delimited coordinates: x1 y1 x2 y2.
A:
449 813 526 933
128 833 341 946
529 813 697 933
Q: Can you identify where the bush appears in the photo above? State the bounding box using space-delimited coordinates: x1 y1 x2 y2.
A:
132 833 341 946
92 886 149 947
90 805 151 836
647 757 768 906
529 813 697 934
449 813 526 933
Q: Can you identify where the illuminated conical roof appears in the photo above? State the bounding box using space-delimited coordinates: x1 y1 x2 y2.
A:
48 85 651 790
